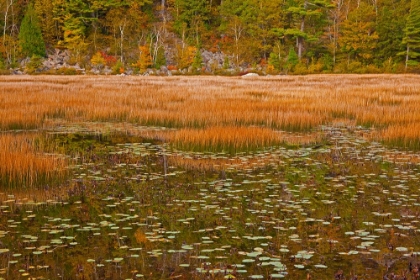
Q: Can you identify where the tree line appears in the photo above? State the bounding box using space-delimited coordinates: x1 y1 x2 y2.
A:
1 0 420 74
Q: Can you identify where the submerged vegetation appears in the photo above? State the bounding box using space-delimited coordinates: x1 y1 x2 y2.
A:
1 75 420 279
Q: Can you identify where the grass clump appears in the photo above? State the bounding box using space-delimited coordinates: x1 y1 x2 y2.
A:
0 133 68 189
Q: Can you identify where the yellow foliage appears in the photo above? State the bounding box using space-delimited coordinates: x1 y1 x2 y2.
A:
175 45 197 69
135 45 152 72
90 51 105 68
266 64 276 74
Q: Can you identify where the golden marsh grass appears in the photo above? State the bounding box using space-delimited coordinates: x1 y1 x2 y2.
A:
1 74 420 178
1 75 419 138
0 133 68 189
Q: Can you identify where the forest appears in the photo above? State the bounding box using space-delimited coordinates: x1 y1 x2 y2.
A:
0 0 419 74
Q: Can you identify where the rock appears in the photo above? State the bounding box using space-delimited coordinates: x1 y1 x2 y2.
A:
242 73 259 77
103 66 112 75
201 50 233 73
12 69 23 75
145 68 155 75
160 66 168 75
20 58 30 68
90 69 101 75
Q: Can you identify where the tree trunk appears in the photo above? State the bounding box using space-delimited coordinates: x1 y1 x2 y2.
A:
298 18 305 60
120 26 124 62
119 19 126 63
3 0 13 50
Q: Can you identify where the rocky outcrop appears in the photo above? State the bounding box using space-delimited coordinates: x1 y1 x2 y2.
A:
201 50 232 72
14 48 264 76
42 49 70 69
41 49 85 74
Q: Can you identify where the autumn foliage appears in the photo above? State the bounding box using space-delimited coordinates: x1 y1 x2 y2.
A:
134 45 152 72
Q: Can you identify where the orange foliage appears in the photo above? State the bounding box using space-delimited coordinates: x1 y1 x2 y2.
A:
135 45 152 71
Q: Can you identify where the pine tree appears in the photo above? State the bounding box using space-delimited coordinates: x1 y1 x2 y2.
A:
18 3 46 57
285 0 333 60
339 2 378 65
287 47 299 71
402 0 420 68
375 0 409 65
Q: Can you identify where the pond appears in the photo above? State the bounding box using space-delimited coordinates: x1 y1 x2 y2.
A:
1 123 420 279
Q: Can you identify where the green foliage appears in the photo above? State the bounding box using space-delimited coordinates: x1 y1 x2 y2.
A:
25 55 44 74
191 48 202 69
18 4 46 58
0 55 5 70
401 0 420 67
376 0 408 64
339 2 378 64
268 52 281 70
293 62 308 74
172 0 210 45
154 47 166 69
56 67 78 75
112 60 124 74
62 15 87 63
287 48 299 71
319 54 333 72
34 0 58 45
223 56 230 69
284 0 331 59
1 0 415 74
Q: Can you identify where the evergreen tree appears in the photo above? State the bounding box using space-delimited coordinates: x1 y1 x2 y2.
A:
375 0 409 65
339 2 378 65
34 0 57 46
287 47 298 71
18 3 46 57
284 0 333 60
402 0 420 68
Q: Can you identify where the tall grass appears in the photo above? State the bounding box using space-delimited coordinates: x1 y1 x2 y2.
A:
169 126 316 154
0 133 68 189
0 74 420 149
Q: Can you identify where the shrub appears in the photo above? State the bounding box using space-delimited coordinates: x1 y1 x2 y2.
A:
25 55 44 74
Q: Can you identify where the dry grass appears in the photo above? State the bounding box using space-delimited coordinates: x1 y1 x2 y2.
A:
0 133 68 189
168 126 322 154
170 126 282 153
1 74 420 151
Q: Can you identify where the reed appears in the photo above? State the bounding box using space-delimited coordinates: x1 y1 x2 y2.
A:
168 126 321 154
0 133 68 189
0 74 419 150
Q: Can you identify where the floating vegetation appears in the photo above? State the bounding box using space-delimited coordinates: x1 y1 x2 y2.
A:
0 124 419 279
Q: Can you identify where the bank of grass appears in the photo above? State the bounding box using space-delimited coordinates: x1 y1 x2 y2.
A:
0 133 68 189
0 74 420 152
